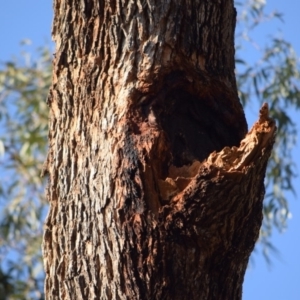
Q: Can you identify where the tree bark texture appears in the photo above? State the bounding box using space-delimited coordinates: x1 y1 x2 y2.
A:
43 0 276 299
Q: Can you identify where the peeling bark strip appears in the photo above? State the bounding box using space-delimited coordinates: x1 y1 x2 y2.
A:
160 104 276 296
43 0 275 299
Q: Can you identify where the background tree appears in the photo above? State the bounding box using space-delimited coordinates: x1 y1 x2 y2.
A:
0 0 299 299
0 46 51 299
235 0 300 260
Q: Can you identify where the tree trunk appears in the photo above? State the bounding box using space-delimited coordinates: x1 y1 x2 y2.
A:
42 0 276 299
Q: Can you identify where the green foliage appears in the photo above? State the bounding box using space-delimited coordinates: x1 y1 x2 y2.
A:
0 1 299 298
0 43 51 299
235 0 300 261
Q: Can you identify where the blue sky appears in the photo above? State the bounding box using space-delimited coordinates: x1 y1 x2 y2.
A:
0 1 299 299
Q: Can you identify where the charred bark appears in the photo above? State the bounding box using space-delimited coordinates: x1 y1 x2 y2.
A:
42 0 275 299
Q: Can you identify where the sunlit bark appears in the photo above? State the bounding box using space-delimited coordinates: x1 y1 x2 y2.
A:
42 0 275 299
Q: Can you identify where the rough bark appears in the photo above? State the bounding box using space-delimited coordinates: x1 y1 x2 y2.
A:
42 0 276 299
